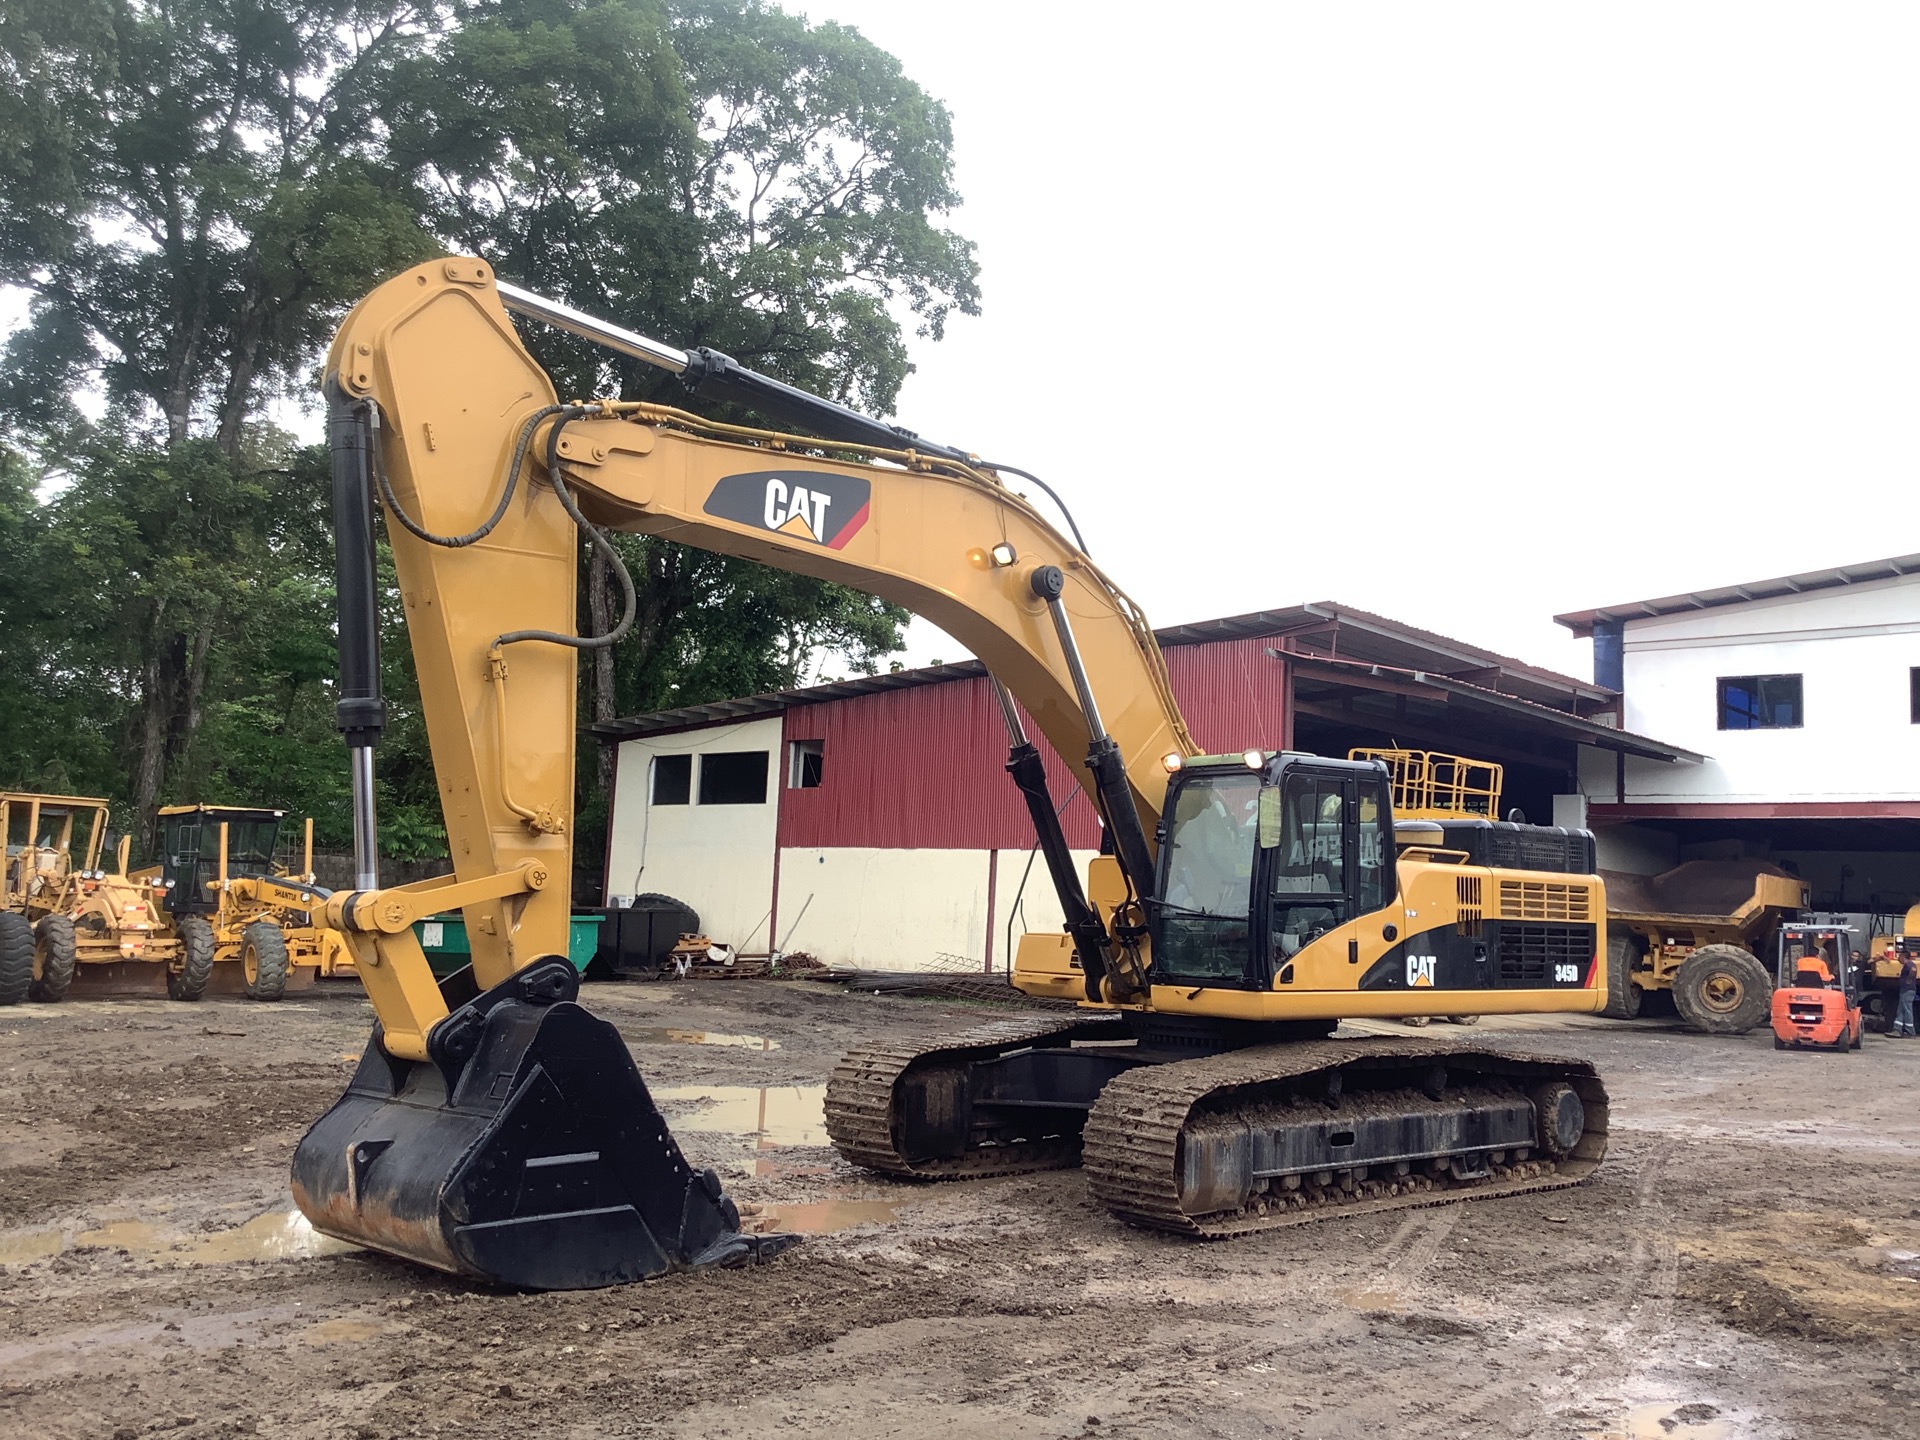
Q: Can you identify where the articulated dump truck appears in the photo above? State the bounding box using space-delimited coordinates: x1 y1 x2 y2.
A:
285 258 1613 1290
1601 859 1810 1033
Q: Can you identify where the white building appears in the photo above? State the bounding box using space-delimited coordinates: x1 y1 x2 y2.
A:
1557 553 1920 905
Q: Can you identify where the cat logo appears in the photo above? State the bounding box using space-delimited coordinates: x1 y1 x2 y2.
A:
702 469 872 549
1406 953 1437 988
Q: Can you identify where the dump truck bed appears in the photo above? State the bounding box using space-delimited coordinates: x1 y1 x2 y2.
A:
1600 859 1806 925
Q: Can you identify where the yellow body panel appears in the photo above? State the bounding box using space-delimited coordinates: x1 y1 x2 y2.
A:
1013 852 1609 1018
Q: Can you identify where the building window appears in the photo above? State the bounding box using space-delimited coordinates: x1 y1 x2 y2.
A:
651 753 691 805
1716 674 1802 730
1911 668 1920 724
698 751 769 805
788 738 825 789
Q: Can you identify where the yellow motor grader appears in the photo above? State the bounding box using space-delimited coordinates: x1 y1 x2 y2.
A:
148 805 345 1001
0 791 188 1002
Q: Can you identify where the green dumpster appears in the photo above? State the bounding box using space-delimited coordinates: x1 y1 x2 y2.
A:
411 912 605 978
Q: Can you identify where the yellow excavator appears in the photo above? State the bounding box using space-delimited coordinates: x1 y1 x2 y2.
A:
296 258 1610 1288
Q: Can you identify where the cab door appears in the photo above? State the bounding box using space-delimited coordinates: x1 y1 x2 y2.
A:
1261 765 1394 977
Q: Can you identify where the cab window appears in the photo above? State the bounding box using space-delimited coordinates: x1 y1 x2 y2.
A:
1271 773 1348 958
1355 776 1390 912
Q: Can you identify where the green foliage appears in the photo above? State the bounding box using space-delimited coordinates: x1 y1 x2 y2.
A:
0 0 976 865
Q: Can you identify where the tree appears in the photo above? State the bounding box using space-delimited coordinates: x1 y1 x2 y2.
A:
0 0 441 841
0 0 979 852
0 0 443 449
384 0 980 790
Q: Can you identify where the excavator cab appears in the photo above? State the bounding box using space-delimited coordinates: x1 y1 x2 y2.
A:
1153 755 1393 989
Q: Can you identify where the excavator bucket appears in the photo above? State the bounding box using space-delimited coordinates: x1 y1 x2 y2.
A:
291 957 794 1289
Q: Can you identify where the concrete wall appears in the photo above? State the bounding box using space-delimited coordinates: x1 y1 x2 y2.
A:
1582 574 1920 805
605 720 1104 970
772 845 1102 972
775 848 990 970
605 717 783 950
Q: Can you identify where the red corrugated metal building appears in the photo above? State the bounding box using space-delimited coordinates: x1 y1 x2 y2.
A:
594 602 1689 970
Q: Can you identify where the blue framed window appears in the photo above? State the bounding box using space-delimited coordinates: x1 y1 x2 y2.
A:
1716 674 1801 730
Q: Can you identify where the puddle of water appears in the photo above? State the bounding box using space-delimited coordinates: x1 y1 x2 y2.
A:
1342 1287 1407 1313
1586 1403 1731 1440
653 1085 827 1148
746 1200 898 1235
0 1209 358 1269
633 1027 779 1051
303 1316 398 1345
0 1229 67 1265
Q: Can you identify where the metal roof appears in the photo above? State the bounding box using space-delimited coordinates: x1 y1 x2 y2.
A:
1284 653 1702 764
594 600 1626 743
1554 552 1920 638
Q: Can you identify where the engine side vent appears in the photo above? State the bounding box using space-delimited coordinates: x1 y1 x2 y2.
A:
1498 879 1592 923
1456 875 1483 937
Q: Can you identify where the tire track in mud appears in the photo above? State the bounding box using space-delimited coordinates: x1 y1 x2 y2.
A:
1352 1159 1677 1437
1531 1156 1681 1429
1114 1209 1475 1436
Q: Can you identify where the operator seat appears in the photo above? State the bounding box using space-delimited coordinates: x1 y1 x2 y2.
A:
1794 958 1833 988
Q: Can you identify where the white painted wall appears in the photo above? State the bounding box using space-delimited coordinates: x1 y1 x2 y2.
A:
992 847 1102 967
769 845 1103 972
605 717 782 949
775 848 990 970
1582 575 1920 804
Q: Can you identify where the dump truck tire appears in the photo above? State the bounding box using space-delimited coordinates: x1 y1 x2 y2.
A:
242 921 290 1001
0 912 32 1005
1602 930 1643 1019
169 917 215 1001
29 914 76 1002
1672 943 1770 1035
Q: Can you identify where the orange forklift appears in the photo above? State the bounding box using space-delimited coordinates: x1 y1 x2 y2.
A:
1770 917 1863 1052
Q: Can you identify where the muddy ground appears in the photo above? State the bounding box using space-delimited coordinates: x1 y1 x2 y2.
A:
2 978 1917 1440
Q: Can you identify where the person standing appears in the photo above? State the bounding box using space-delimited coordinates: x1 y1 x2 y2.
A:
1896 950 1918 1038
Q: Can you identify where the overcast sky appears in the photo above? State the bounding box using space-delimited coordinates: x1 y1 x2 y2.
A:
798 1 1920 682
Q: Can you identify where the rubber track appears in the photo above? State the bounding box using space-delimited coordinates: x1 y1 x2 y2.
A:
825 1014 1129 1179
1082 1038 1609 1238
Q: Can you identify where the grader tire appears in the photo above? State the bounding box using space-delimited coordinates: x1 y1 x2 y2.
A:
1602 929 1643 1020
1443 1015 1481 1026
1672 943 1770 1035
0 912 32 1005
169 917 215 1002
29 914 76 1002
241 921 291 1002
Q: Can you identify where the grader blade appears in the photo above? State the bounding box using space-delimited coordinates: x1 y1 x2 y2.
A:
291 956 794 1289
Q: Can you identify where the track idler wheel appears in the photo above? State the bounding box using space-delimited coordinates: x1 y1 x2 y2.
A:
290 956 796 1290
